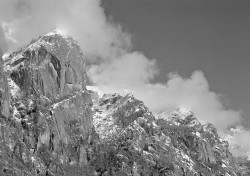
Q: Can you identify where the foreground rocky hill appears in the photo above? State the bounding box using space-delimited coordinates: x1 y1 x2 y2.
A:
0 32 248 175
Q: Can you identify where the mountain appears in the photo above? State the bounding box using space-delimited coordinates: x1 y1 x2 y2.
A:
0 32 248 175
0 31 94 175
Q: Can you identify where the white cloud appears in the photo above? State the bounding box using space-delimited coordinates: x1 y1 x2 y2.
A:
88 52 158 86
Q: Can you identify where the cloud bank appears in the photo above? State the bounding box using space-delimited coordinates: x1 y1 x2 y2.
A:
0 0 247 157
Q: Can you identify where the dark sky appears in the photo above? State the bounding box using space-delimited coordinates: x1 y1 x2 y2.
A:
103 0 250 127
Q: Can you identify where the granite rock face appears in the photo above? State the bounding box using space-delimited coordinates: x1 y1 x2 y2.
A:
0 32 94 175
6 31 87 99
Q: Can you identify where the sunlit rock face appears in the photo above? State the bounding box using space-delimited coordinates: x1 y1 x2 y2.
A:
0 32 95 175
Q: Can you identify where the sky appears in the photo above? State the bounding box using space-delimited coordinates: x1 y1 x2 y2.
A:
0 0 249 158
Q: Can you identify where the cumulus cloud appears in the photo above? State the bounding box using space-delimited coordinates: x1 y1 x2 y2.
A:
89 52 158 86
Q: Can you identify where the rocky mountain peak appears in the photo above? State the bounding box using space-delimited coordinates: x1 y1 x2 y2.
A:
4 30 87 101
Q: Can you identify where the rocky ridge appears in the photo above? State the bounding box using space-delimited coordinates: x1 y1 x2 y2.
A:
89 89 240 176
0 32 248 175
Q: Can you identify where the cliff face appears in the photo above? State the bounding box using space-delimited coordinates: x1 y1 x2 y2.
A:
0 32 94 175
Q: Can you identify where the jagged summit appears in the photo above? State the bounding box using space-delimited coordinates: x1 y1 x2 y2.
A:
5 29 83 66
4 30 87 100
